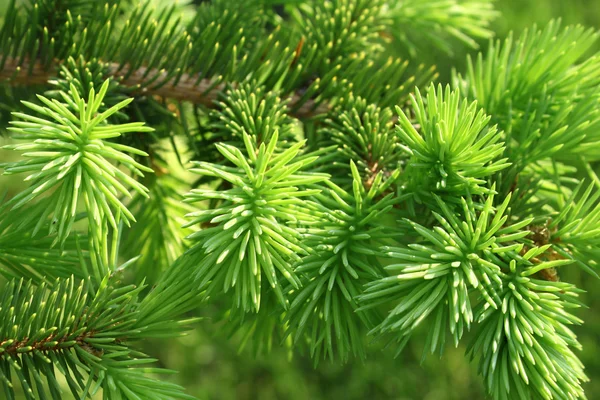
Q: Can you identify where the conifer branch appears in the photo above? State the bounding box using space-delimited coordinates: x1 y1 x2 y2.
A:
0 56 330 118
1 0 599 398
0 275 195 399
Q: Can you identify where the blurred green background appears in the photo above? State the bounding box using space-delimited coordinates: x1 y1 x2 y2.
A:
1 1 600 399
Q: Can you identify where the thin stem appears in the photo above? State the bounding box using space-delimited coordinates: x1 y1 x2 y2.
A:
0 57 328 118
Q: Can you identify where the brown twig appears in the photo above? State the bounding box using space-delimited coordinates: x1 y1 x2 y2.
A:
0 57 53 85
1 330 99 357
0 57 329 118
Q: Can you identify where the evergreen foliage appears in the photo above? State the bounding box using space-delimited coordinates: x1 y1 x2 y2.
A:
0 0 599 399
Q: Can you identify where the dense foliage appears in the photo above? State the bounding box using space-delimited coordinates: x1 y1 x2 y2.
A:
0 0 599 399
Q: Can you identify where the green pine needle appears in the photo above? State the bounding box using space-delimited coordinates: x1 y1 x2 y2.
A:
396 84 509 203
360 190 532 357
286 161 400 363
183 130 329 312
469 250 586 400
0 275 194 400
0 79 154 245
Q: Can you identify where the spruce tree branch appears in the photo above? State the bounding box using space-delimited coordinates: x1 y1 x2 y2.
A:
0 278 133 362
0 328 98 358
0 57 328 118
0 275 196 399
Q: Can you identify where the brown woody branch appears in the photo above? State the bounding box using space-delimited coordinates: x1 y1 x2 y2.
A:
0 57 329 118
0 329 100 358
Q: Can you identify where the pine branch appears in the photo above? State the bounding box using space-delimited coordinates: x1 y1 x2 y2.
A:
545 181 600 276
469 249 587 399
359 190 532 357
0 275 195 400
316 95 400 188
286 162 400 363
0 57 330 118
0 79 154 246
0 0 437 124
396 84 509 213
182 130 330 313
1 1 599 399
454 20 600 169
